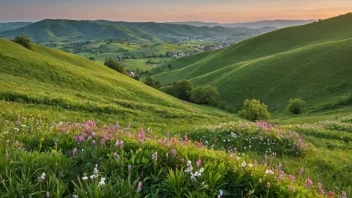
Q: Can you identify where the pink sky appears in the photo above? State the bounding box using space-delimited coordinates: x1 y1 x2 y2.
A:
0 0 351 22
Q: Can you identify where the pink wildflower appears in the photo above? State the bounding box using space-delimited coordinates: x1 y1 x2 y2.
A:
137 181 142 192
196 159 202 167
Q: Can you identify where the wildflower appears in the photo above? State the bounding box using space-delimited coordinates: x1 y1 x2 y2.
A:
119 141 124 149
98 177 106 186
113 152 118 158
6 140 10 144
73 195 78 198
171 149 176 158
327 191 334 197
137 181 142 192
152 152 158 161
72 148 77 159
318 183 323 188
128 165 132 170
277 175 283 181
196 159 202 167
241 162 247 167
248 163 253 168
289 175 296 180
266 182 271 187
82 174 88 180
90 164 99 179
46 192 50 198
37 172 46 182
219 189 224 197
75 136 84 143
288 185 296 192
342 191 347 198
299 167 304 176
305 179 313 189
265 169 274 175
199 168 205 173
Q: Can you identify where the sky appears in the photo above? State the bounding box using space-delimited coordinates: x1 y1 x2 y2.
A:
0 0 351 23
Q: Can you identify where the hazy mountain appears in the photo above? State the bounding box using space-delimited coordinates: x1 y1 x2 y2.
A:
0 22 32 32
168 20 315 29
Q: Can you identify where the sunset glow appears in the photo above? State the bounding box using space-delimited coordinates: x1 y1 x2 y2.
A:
0 0 351 22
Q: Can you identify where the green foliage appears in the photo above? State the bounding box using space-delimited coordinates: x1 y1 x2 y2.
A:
238 99 270 121
191 86 219 106
104 58 127 74
144 76 157 88
287 98 306 114
170 80 193 101
13 34 31 49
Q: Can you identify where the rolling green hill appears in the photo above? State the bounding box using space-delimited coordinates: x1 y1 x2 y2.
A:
0 38 236 130
151 13 352 112
99 20 261 39
0 20 157 43
0 22 32 32
0 19 269 43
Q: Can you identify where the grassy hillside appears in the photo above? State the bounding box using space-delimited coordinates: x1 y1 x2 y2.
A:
152 13 352 112
0 20 157 43
0 38 236 130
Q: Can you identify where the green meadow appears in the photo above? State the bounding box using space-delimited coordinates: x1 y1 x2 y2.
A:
0 13 351 198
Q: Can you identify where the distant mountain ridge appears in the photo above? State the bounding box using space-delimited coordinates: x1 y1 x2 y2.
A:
0 19 275 43
168 19 316 29
0 22 32 32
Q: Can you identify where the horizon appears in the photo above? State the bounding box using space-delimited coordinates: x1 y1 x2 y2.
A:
0 0 351 23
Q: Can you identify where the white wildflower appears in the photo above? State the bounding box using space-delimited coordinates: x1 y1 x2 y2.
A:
265 169 275 175
98 177 106 186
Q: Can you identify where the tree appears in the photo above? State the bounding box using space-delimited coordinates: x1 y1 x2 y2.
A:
104 58 126 75
191 86 219 106
171 80 193 101
168 64 172 70
287 98 306 114
89 57 95 61
238 99 270 121
13 34 31 49
144 76 156 87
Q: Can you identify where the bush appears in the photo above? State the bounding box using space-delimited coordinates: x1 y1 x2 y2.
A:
226 106 236 114
191 86 219 106
171 80 193 101
238 99 270 121
144 76 159 88
287 98 306 114
13 34 32 49
104 58 126 74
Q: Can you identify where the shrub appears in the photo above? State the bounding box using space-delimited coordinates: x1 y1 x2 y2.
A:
171 80 193 101
287 98 306 114
191 86 219 106
238 99 270 121
104 58 126 74
13 34 32 49
144 76 159 88
226 106 236 114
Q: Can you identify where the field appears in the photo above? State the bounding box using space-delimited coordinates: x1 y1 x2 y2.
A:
55 40 200 72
